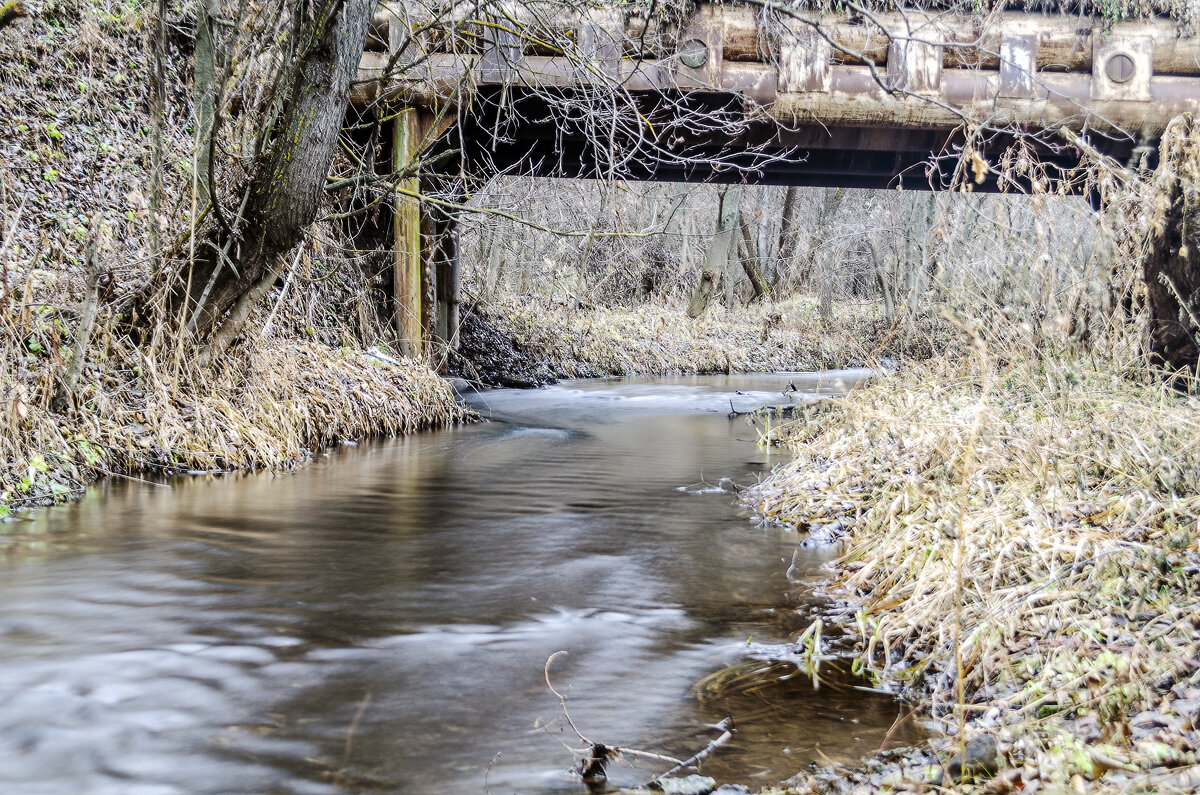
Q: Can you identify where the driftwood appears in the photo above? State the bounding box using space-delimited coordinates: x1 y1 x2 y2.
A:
543 652 734 787
0 1 27 32
649 717 734 784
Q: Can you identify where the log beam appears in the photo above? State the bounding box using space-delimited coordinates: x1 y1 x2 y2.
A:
393 108 423 358
364 3 1200 75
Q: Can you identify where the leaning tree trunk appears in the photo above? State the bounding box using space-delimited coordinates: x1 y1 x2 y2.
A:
163 0 376 362
736 203 769 302
688 187 740 318
1142 117 1200 373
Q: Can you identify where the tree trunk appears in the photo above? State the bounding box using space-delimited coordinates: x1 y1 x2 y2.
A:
736 202 769 301
903 192 937 312
162 0 376 358
687 187 739 318
193 0 219 208
722 186 745 307
776 185 802 288
1143 118 1200 373
798 187 843 295
867 233 894 321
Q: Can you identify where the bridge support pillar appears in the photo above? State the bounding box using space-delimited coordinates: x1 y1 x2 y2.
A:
392 107 423 358
392 105 462 364
422 201 459 354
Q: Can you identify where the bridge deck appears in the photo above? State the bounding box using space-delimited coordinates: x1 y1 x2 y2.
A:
350 1 1200 353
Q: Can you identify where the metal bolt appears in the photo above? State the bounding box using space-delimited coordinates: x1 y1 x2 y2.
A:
1105 52 1136 84
679 39 708 70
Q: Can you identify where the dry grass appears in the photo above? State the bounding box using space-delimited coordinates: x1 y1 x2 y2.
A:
479 294 948 378
0 324 469 520
749 343 1200 791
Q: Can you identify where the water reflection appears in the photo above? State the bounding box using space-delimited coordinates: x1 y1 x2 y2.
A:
0 372 921 793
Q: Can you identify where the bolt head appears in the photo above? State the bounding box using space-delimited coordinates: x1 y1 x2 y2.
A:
679 39 709 70
1105 52 1136 84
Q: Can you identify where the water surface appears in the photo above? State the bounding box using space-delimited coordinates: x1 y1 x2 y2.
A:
0 372 921 793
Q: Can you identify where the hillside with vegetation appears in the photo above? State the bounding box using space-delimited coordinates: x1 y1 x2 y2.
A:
1 1 1200 792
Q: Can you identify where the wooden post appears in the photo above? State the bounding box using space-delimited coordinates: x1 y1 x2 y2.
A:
441 217 460 350
393 108 422 357
426 210 459 351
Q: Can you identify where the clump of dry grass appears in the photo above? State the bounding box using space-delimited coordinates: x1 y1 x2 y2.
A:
750 343 1200 791
480 294 946 378
0 323 470 521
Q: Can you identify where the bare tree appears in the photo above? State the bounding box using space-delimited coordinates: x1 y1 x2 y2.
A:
152 0 377 364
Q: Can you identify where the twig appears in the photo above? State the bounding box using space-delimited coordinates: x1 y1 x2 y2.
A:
544 652 686 783
332 691 372 788
544 650 589 745
648 717 734 783
484 751 501 795
260 245 305 338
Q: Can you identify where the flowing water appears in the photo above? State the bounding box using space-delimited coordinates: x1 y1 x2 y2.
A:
0 373 923 794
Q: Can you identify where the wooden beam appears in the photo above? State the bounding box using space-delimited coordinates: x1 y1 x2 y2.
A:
393 108 422 358
362 50 1200 132
373 2 1200 74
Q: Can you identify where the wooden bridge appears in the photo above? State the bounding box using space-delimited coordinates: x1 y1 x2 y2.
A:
351 1 1200 356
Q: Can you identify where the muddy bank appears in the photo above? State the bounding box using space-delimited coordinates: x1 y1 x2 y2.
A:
448 304 559 387
746 355 1200 793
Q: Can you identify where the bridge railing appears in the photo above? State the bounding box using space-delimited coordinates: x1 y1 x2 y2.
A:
357 1 1200 134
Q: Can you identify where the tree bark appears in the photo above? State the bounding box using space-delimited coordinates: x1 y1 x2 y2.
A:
1143 118 1200 372
776 185 802 287
161 0 376 355
687 187 739 318
193 0 220 208
0 1 26 32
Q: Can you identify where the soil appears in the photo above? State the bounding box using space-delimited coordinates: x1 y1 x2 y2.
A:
448 303 560 388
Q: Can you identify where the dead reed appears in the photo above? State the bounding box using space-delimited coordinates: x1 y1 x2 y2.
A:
0 322 469 522
750 346 1200 791
479 295 944 378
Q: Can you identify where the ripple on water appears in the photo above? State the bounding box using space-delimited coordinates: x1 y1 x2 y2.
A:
0 373 916 794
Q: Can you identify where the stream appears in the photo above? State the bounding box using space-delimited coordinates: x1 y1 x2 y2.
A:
0 373 923 794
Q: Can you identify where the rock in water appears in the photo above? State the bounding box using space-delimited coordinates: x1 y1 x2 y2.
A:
649 774 718 794
948 734 1000 781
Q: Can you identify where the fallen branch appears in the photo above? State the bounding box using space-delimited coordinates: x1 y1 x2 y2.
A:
544 652 687 784
648 718 734 784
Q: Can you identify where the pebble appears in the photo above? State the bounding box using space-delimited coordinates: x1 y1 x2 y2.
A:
649 775 717 795
947 734 1000 782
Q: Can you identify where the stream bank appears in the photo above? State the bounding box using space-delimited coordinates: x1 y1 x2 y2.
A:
0 339 469 529
747 354 1200 793
449 296 943 387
